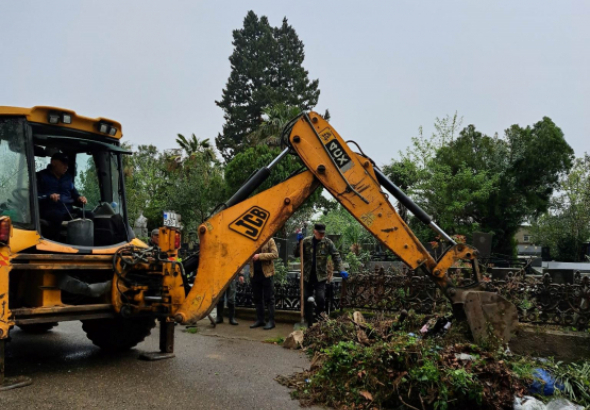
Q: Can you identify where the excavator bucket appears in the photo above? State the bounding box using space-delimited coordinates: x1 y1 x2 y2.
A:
459 291 519 345
425 242 520 345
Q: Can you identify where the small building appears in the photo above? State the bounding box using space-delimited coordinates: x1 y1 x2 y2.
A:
515 226 541 257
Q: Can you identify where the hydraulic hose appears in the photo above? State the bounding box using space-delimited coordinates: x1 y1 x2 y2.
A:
223 147 290 209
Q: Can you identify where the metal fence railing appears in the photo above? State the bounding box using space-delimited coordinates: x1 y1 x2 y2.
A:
237 267 590 329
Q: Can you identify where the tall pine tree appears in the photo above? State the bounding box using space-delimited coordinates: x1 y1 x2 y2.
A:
269 18 320 108
215 11 320 161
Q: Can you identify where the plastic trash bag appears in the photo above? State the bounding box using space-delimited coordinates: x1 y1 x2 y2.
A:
514 396 583 410
513 396 546 410
545 399 583 410
528 368 564 396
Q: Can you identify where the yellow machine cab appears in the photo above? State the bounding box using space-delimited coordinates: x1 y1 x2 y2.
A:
0 106 140 253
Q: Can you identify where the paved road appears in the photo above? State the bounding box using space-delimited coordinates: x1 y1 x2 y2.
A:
0 321 317 409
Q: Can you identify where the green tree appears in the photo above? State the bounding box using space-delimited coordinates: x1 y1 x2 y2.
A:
382 157 421 223
270 18 320 108
247 104 303 148
224 144 323 237
163 135 225 236
224 144 312 197
485 118 574 254
531 155 590 261
123 144 168 230
384 114 464 229
175 134 214 160
246 103 331 149
122 139 226 238
215 11 320 160
317 202 376 253
384 115 574 255
163 164 225 236
78 164 100 208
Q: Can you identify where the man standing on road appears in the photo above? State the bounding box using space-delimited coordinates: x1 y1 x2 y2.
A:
295 223 346 324
249 238 279 330
216 274 244 326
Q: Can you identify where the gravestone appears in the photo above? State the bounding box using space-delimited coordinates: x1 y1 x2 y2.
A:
472 232 493 258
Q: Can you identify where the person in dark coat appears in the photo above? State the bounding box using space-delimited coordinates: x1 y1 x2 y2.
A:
295 223 347 323
37 152 91 239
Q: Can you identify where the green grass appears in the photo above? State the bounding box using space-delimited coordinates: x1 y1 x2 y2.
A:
264 336 285 345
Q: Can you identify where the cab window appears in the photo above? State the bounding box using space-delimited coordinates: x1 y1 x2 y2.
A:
0 118 33 228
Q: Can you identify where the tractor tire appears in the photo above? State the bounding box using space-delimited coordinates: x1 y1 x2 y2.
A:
17 322 58 334
81 317 156 352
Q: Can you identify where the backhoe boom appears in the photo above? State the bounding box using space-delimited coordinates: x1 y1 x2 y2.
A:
174 112 518 344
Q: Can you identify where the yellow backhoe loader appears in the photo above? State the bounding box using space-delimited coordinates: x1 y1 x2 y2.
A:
0 107 517 390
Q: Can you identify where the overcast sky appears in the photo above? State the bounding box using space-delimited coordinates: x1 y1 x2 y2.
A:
2 1 589 167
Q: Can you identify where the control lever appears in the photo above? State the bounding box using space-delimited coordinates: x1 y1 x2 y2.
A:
62 201 74 220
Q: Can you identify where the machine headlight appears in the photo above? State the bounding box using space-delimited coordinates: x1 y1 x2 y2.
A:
62 113 72 124
98 122 109 134
48 113 60 124
108 126 117 136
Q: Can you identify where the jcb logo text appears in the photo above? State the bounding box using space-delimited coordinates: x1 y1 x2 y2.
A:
229 206 270 240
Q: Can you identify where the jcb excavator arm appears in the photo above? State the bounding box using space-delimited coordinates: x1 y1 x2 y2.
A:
174 112 517 343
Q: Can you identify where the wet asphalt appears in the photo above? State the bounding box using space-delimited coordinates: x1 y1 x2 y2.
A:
0 321 319 409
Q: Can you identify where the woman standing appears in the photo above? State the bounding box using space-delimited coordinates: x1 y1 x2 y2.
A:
249 238 279 330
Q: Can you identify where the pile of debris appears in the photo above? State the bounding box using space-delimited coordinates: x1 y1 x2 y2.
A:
278 312 589 410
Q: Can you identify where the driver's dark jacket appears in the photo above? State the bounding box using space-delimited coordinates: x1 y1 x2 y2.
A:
36 166 80 213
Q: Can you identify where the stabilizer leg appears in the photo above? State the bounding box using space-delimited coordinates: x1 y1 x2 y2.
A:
0 338 32 391
138 318 175 361
159 318 175 354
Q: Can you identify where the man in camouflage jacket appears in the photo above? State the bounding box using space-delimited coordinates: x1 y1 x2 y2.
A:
295 223 345 322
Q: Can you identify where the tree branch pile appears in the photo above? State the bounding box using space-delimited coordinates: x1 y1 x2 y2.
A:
278 312 532 410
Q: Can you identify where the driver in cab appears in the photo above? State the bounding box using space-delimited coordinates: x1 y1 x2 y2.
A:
37 152 92 239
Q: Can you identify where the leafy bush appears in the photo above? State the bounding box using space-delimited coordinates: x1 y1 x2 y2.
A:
273 258 289 285
550 360 590 404
345 252 363 274
345 251 372 274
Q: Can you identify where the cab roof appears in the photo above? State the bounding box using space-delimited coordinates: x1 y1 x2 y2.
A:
0 106 123 139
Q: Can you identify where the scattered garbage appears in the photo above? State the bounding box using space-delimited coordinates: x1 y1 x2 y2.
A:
514 396 584 410
545 399 584 410
528 368 564 396
283 330 304 350
420 315 453 338
455 353 476 361
514 396 549 410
